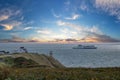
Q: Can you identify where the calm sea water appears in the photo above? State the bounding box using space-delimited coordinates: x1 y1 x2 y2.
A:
0 42 120 68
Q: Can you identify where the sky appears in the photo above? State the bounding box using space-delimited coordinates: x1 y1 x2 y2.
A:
0 0 120 43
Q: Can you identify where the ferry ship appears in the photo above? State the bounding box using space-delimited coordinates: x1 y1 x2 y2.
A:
72 44 97 49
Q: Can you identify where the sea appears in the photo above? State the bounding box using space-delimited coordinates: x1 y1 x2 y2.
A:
0 42 120 68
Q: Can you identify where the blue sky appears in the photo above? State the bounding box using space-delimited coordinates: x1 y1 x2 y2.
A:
0 0 120 43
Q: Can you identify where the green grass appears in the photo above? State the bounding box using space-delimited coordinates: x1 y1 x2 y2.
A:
0 67 120 80
0 53 120 80
3 57 39 68
0 53 64 68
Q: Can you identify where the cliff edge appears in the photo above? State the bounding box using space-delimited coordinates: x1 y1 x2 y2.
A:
0 53 64 68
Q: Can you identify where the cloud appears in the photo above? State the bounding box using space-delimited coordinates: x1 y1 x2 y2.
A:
51 9 61 18
65 38 78 42
49 38 78 43
0 8 22 30
23 27 33 30
0 36 40 43
0 8 12 21
57 20 99 40
64 0 72 11
49 33 120 43
37 29 52 35
60 28 79 39
65 14 80 20
90 26 103 35
11 36 27 42
0 15 10 21
10 36 44 42
57 20 82 31
36 29 68 40
56 20 120 42
1 33 119 43
57 20 102 34
20 20 119 43
0 36 26 42
0 24 13 30
82 32 120 42
80 4 89 11
0 8 21 21
0 21 21 30
64 1 71 5
95 0 120 21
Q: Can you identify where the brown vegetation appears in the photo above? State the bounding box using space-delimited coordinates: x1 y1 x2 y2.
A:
0 67 120 80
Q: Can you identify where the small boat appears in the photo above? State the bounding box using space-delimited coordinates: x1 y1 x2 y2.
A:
72 44 97 49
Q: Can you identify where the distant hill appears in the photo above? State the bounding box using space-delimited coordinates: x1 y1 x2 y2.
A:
0 53 64 68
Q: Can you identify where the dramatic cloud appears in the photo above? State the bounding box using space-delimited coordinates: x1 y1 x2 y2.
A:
95 0 120 20
65 14 80 20
11 36 27 42
11 20 118 43
0 8 21 21
82 33 120 42
49 33 120 43
0 36 26 42
56 20 120 42
57 20 102 34
0 36 40 43
0 8 22 30
0 21 21 30
0 9 12 21
0 24 13 30
1 33 119 43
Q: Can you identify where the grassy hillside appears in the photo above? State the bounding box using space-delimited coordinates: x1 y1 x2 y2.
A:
0 53 64 68
0 53 120 80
